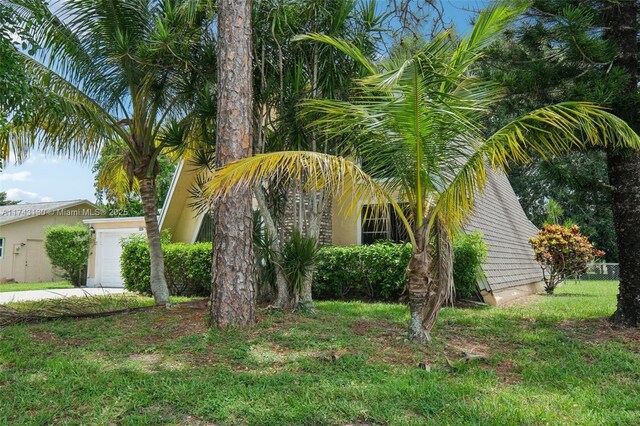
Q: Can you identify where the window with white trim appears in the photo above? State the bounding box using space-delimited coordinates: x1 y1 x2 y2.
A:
0 238 4 259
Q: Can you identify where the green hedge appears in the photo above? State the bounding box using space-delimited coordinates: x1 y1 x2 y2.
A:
121 236 211 296
314 237 487 301
44 223 90 287
121 236 486 301
452 232 487 300
313 242 412 300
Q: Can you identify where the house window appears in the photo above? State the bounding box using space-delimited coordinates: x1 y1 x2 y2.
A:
195 213 214 242
360 204 410 244
0 238 4 259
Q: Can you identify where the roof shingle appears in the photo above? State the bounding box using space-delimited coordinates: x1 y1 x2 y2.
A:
465 169 543 292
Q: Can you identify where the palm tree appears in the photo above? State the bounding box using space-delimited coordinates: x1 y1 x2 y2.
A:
247 0 384 311
203 0 640 342
0 0 214 305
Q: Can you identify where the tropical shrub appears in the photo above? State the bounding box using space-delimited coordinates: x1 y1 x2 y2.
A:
120 235 151 294
313 242 412 301
530 224 604 294
452 232 487 300
313 238 488 302
122 236 488 300
121 236 212 296
44 224 90 287
282 228 318 296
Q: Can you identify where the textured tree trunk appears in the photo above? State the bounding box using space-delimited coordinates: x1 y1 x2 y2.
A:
254 188 289 310
139 178 170 306
210 0 255 328
608 150 640 327
605 1 640 328
406 220 453 344
298 190 323 313
407 226 431 344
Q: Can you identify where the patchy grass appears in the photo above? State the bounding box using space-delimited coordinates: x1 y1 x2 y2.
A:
0 280 638 425
0 281 74 293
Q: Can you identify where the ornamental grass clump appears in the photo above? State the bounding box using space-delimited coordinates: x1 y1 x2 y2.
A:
530 224 604 294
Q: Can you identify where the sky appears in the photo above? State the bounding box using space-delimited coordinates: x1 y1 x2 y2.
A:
0 0 488 205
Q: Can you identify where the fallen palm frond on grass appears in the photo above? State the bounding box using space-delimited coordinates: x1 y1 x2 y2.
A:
0 292 156 328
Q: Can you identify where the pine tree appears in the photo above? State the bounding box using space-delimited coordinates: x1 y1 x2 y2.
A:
484 0 640 327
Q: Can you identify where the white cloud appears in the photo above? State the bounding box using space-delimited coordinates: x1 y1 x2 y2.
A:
5 188 53 203
0 171 32 182
24 154 64 165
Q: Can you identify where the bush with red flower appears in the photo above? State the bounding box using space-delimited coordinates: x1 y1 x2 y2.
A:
529 224 605 294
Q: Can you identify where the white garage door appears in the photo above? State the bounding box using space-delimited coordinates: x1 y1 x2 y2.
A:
99 232 138 287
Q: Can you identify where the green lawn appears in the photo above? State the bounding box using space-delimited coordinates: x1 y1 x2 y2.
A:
0 281 638 425
0 281 74 293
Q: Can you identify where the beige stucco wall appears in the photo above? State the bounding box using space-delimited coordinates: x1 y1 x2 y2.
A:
331 200 359 246
0 202 102 283
85 218 146 281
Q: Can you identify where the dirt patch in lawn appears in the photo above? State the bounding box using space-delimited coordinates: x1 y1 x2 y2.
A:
114 299 210 345
557 317 640 350
29 329 89 348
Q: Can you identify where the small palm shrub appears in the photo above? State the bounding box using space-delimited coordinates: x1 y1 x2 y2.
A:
44 224 90 287
530 224 604 294
282 228 318 296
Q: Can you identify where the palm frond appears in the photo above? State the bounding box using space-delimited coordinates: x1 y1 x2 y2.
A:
201 151 416 246
485 102 640 168
95 145 139 205
434 102 640 232
449 1 528 72
293 33 377 76
1 57 122 162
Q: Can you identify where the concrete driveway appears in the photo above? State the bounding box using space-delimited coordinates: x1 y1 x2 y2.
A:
0 288 128 304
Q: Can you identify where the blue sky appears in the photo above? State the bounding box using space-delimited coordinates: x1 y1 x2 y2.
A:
0 0 487 204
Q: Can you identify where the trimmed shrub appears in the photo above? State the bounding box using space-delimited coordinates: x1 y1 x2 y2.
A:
44 223 90 287
313 236 488 302
122 235 489 300
121 236 212 296
313 242 412 301
452 231 487 300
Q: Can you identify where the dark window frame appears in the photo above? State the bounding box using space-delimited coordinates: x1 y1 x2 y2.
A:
360 203 410 244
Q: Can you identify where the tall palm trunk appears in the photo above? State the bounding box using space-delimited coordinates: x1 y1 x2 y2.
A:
407 253 432 342
297 45 323 313
255 188 289 309
210 0 255 328
139 177 170 305
406 219 454 344
606 1 640 327
298 191 323 312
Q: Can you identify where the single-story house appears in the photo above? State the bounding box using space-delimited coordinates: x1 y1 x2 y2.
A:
0 200 103 283
89 160 544 304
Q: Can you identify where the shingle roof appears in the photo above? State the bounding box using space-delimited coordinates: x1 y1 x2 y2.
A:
464 169 543 292
0 200 97 226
